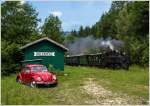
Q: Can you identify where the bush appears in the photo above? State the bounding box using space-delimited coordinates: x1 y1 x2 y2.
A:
141 46 149 66
48 64 64 76
1 42 23 76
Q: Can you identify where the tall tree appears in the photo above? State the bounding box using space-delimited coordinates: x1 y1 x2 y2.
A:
1 1 40 44
84 26 91 36
1 1 40 75
110 1 127 12
71 30 78 37
67 1 149 65
116 1 149 40
78 26 85 37
42 15 64 43
115 1 149 65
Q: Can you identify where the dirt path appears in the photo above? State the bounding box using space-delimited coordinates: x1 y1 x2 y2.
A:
82 78 131 105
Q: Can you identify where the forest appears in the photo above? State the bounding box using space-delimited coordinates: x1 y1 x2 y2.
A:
1 1 149 75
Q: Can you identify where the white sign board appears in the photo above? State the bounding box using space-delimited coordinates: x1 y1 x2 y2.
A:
34 52 55 56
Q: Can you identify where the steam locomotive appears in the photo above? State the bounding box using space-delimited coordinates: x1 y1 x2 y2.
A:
65 50 129 70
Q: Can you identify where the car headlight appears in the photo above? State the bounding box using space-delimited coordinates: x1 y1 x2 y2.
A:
37 77 42 81
53 75 56 80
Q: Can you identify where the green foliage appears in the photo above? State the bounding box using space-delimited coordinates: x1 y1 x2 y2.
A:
78 26 85 37
1 1 40 75
115 1 149 65
141 47 149 66
1 1 40 44
48 64 55 71
116 1 149 40
42 15 64 43
1 41 23 75
48 64 64 76
78 26 92 37
2 1 149 76
140 35 149 66
71 30 78 37
64 34 77 44
68 1 149 66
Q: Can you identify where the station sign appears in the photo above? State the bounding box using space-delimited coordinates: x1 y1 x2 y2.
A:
34 52 55 56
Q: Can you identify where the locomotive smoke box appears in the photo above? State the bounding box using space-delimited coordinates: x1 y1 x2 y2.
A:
64 36 124 56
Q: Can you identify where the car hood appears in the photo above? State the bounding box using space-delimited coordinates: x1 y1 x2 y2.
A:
33 71 53 81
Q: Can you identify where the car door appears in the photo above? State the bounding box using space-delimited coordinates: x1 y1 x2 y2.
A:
24 67 31 84
20 67 26 83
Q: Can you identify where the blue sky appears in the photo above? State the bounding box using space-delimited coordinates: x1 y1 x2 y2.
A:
29 1 112 32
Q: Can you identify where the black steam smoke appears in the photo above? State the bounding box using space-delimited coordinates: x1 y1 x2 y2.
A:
64 36 124 56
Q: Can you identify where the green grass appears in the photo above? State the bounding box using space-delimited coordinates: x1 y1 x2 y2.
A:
1 65 149 105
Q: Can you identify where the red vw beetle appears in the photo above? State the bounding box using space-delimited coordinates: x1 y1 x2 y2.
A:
16 64 57 87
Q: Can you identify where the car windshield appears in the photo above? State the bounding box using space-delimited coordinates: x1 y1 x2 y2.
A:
31 66 47 72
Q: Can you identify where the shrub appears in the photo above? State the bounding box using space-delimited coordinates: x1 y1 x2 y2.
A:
48 64 64 76
1 42 23 76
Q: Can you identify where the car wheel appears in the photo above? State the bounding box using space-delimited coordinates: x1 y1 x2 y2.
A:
30 81 36 88
50 82 57 87
53 83 57 87
16 77 22 83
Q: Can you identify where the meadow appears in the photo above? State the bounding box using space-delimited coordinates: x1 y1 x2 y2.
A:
1 65 149 105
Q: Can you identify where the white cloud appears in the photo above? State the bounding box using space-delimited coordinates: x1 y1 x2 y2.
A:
50 11 62 17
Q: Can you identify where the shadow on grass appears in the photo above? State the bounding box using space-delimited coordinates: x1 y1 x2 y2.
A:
18 82 58 89
36 84 57 89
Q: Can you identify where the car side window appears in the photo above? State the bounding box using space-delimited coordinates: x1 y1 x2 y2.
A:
25 68 30 73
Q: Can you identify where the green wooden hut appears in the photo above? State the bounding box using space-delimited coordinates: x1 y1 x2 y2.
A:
20 37 68 71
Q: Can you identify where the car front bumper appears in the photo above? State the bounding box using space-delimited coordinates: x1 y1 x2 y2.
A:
35 80 57 85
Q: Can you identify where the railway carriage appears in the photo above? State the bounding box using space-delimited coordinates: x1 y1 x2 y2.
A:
65 51 129 70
